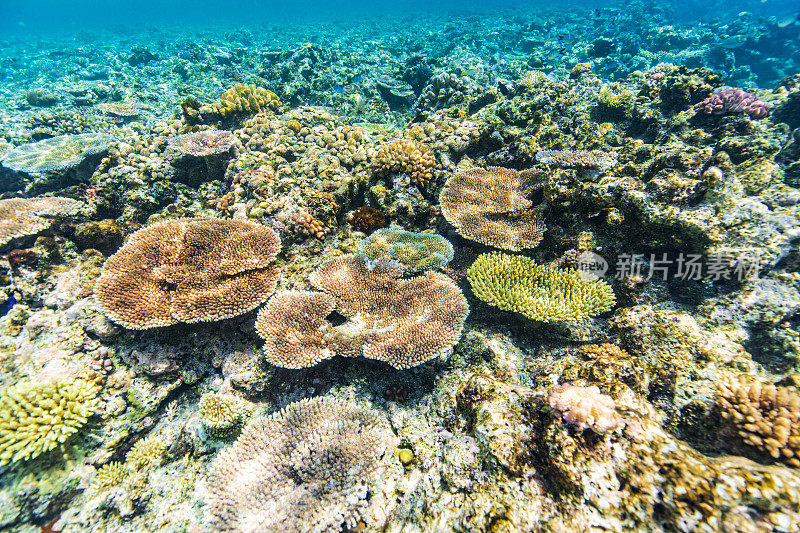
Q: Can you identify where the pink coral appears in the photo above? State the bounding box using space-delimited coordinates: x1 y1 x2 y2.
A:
693 89 770 119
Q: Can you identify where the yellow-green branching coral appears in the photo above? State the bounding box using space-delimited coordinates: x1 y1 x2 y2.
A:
125 432 168 470
199 392 246 437
90 461 129 491
0 378 100 465
466 252 615 322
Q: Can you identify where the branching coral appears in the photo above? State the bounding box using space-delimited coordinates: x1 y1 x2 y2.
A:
359 228 453 272
0 196 83 248
125 432 168 470
466 252 615 322
199 392 247 437
256 254 469 369
693 89 770 119
1 133 113 174
94 218 280 329
717 375 800 466
0 378 100 466
548 383 620 434
439 166 545 251
207 397 394 533
371 139 435 188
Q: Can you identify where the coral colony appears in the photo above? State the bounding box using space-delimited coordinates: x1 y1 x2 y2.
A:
1 2 800 531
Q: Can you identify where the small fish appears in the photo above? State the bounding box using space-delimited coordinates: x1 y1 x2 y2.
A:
334 84 347 93
0 293 15 318
351 74 363 83
595 8 601 18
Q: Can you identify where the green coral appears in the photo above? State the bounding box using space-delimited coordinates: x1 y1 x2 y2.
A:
199 392 246 437
0 378 100 466
360 228 454 272
466 252 615 322
216 84 280 118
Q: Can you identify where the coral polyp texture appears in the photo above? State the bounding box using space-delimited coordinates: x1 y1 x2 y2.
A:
370 138 435 188
167 129 239 157
359 228 454 272
1 132 113 173
256 254 469 369
0 196 82 248
207 397 393 533
439 165 545 251
467 252 616 322
548 383 621 434
94 217 280 329
0 378 100 466
693 88 770 118
215 84 280 117
717 374 800 466
535 149 618 170
199 392 246 436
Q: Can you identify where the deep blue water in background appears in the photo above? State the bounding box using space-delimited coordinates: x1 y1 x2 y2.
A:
0 0 798 36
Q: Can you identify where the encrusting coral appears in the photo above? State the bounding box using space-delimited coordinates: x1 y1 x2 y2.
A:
207 397 394 533
0 196 83 248
359 228 454 272
467 252 615 322
256 254 469 369
370 138 435 188
0 378 100 466
439 165 545 251
717 374 800 467
1 132 114 174
548 383 621 434
94 217 280 329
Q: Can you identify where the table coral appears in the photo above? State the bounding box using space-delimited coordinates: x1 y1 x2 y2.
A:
167 129 239 158
439 165 545 251
1 133 114 174
94 218 280 329
359 228 454 272
256 254 469 369
467 252 616 322
207 397 395 533
0 377 100 466
0 196 83 249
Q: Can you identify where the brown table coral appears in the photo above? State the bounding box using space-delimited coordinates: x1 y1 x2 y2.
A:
256 254 469 369
0 196 83 250
94 217 280 329
439 165 545 251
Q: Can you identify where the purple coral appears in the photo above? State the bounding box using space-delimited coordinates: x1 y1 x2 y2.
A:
693 89 770 119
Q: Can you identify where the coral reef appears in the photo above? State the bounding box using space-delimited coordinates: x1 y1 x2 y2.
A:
207 397 395 533
94 218 280 329
257 254 469 369
167 129 239 158
535 149 618 170
467 252 616 322
1 133 114 174
439 165 545 251
359 228 454 272
0 378 100 466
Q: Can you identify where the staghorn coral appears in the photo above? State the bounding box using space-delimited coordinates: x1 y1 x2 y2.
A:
467 252 615 322
168 129 239 158
439 166 545 251
693 89 770 119
717 375 800 467
535 149 618 171
371 138 435 188
0 378 100 466
0 196 83 248
207 397 394 533
256 254 469 369
199 392 246 437
1 133 113 174
94 218 280 329
548 383 621 434
359 228 454 272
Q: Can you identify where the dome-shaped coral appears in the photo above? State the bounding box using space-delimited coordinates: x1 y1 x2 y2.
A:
439 166 545 251
256 254 469 369
207 397 395 533
94 218 280 329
